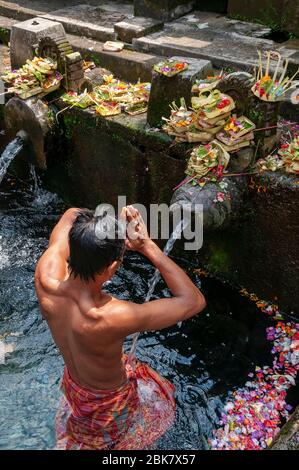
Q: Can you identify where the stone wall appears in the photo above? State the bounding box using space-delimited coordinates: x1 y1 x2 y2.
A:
193 172 299 315
43 106 186 208
134 0 194 21
228 0 299 36
195 0 228 13
1 95 298 315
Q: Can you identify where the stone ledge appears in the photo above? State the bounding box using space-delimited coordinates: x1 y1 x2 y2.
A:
0 1 40 21
69 34 163 83
270 405 299 449
41 13 117 43
114 17 164 44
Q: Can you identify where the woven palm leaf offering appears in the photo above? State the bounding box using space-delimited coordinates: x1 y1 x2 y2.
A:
256 136 299 174
252 51 299 102
185 140 230 187
124 101 148 116
103 41 124 52
278 136 299 174
153 59 189 77
91 75 150 115
188 89 235 143
1 57 62 99
191 72 225 93
216 116 256 151
96 75 130 100
95 101 122 116
61 90 93 109
124 81 151 115
162 98 195 142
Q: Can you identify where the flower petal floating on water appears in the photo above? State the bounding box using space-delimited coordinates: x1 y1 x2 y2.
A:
210 318 299 450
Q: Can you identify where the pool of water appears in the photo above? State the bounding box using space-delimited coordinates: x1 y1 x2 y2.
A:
0 176 293 450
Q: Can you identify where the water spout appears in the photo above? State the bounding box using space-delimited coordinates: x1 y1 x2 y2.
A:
0 133 27 185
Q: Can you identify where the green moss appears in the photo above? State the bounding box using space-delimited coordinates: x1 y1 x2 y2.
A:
62 108 97 139
0 27 10 45
229 3 298 39
47 108 55 125
85 54 102 67
63 114 80 139
206 247 231 273
248 109 265 128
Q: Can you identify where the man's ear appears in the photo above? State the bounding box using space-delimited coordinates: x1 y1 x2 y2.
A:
106 260 120 278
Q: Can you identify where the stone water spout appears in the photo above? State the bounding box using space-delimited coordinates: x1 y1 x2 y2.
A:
171 176 247 232
4 96 57 170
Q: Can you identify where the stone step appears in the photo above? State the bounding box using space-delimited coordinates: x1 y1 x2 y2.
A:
114 16 164 44
41 12 117 43
0 14 163 83
133 9 299 74
0 1 41 21
134 29 299 75
68 34 162 83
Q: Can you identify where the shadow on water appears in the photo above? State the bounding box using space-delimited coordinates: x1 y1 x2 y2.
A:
0 175 295 450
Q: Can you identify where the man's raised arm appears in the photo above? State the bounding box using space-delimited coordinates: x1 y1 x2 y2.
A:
111 206 206 336
35 208 79 292
48 207 80 256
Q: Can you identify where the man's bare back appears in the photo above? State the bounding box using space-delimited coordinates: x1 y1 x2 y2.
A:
35 206 206 391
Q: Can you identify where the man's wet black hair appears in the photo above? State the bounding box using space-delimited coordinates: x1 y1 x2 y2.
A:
68 208 125 282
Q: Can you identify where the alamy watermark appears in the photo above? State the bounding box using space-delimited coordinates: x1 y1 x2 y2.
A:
0 79 5 105
94 196 204 251
0 340 5 365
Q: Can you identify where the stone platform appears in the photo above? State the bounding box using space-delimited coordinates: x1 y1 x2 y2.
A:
0 1 299 77
133 10 298 74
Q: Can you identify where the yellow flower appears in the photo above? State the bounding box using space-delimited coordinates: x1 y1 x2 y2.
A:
261 75 271 84
103 74 114 83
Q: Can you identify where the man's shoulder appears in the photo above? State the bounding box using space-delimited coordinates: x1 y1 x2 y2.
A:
35 245 67 294
103 297 136 315
99 297 137 325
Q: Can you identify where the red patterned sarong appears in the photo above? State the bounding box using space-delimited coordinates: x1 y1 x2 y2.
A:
55 357 175 450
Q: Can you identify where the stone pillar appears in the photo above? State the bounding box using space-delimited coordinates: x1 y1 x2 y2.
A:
64 52 92 93
134 0 195 21
10 17 66 69
147 56 213 127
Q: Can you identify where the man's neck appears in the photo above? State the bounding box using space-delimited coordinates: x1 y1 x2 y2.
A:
68 274 106 296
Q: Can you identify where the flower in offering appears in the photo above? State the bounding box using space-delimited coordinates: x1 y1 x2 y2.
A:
277 136 299 173
91 76 151 111
95 101 121 116
185 140 230 186
1 56 62 99
256 155 284 173
252 51 299 102
153 60 189 77
61 90 93 109
216 116 255 151
191 72 225 93
256 136 299 174
162 98 195 140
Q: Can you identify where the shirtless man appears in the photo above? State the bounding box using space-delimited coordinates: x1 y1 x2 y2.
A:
35 205 206 449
